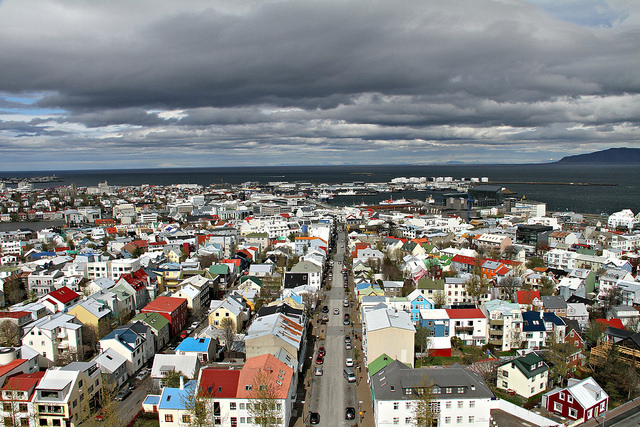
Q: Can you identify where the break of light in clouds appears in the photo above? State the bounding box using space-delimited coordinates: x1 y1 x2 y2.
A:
0 0 639 171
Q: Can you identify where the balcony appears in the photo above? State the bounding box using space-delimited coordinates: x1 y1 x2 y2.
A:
455 326 474 333
489 339 503 346
490 319 504 326
489 329 504 336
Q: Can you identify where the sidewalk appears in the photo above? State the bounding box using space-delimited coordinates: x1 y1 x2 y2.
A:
352 305 375 427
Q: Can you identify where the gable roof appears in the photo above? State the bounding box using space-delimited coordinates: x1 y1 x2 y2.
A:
517 290 541 305
47 286 80 304
502 352 548 378
199 367 241 398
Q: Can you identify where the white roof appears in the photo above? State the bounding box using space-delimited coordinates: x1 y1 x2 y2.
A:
94 347 127 373
365 307 415 333
566 377 608 409
151 354 199 378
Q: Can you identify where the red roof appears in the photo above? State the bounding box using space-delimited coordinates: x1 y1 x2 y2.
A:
0 311 31 320
0 359 28 379
452 255 477 265
198 368 240 398
222 259 242 267
2 371 45 396
118 269 149 291
445 308 485 319
142 296 187 313
597 318 625 329
47 286 80 304
517 290 541 305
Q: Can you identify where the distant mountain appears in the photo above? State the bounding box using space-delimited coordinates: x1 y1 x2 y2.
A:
557 147 640 163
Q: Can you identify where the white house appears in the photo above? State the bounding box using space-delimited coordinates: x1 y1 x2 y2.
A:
22 313 83 368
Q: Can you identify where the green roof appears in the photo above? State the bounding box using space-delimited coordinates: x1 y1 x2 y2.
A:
132 312 169 332
417 278 445 290
577 248 597 256
209 264 230 274
246 233 268 237
368 353 395 377
503 352 548 379
241 276 263 286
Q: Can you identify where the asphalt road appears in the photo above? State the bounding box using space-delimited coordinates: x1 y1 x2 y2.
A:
307 227 358 425
119 376 152 424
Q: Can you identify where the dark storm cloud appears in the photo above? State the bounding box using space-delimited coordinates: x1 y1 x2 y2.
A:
0 0 638 170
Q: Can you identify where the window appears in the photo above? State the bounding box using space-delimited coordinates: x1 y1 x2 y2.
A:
567 395 573 403
39 420 47 427
457 401 463 409
559 392 564 401
182 415 191 423
393 417 399 425
469 401 475 408
393 402 399 410
569 408 578 419
19 404 27 412
52 420 61 427
457 387 464 393
405 417 411 424
444 417 451 424
554 402 562 412
230 402 237 410
456 416 463 424
468 416 475 423
3 403 11 412
406 402 411 410
587 409 593 419
445 401 452 409
445 387 452 394
165 414 174 422
239 403 245 410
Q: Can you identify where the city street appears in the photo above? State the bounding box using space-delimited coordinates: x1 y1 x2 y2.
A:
306 226 359 426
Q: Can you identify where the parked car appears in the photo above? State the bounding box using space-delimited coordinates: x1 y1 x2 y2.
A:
114 388 131 401
315 356 324 365
345 335 351 344
345 407 356 420
190 322 199 329
180 330 188 339
309 412 320 425
322 306 329 313
345 342 352 350
345 357 354 367
128 382 136 391
318 346 326 357
314 367 323 376
333 308 339 315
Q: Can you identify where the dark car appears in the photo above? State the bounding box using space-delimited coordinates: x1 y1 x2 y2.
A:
345 407 356 420
309 412 320 424
114 388 131 401
322 306 329 313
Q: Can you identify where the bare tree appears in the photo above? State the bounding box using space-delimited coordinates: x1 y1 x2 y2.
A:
0 321 20 347
94 374 120 427
301 293 317 315
601 286 623 316
181 381 214 427
220 317 236 353
498 276 521 302
412 374 437 427
248 369 281 427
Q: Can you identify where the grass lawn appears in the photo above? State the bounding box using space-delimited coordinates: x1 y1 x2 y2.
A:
416 356 462 367
132 415 159 427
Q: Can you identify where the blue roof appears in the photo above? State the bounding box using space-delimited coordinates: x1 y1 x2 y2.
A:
356 282 373 290
522 311 546 332
158 380 195 410
543 312 565 326
143 395 161 406
175 337 211 353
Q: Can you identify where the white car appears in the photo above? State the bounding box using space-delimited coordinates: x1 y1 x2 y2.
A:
333 308 340 315
345 358 354 367
315 367 323 376
190 322 199 329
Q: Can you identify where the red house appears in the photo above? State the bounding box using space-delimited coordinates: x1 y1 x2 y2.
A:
141 296 188 337
543 377 608 423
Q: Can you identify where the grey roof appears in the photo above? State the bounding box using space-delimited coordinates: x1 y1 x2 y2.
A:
371 360 494 401
541 295 567 310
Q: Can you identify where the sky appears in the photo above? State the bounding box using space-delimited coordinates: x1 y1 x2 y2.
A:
0 0 639 171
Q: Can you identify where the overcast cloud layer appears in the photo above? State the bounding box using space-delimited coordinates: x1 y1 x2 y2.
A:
0 0 639 171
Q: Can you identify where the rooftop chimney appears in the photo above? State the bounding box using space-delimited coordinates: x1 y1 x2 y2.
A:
179 375 184 390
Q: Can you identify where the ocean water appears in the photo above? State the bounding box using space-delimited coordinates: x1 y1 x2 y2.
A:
3 163 639 215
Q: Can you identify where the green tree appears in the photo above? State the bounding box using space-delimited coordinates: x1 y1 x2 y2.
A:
547 342 577 387
162 369 184 388
526 256 545 269
539 276 556 296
